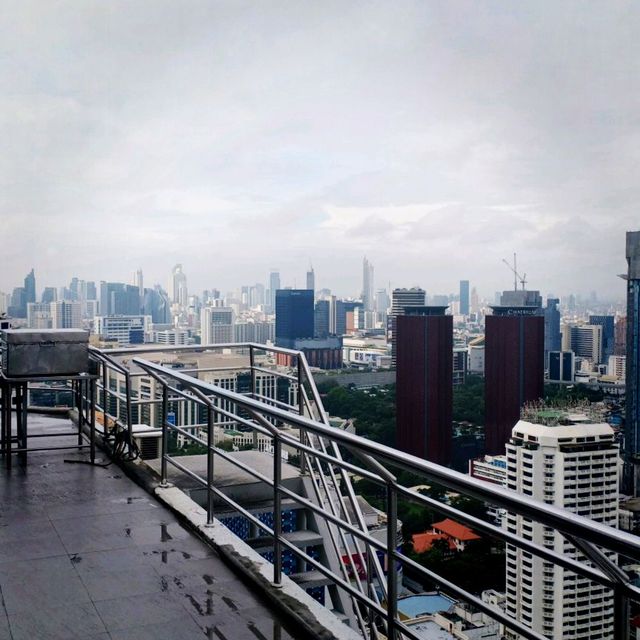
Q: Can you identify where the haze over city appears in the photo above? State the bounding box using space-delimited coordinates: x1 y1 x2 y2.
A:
1 1 637 297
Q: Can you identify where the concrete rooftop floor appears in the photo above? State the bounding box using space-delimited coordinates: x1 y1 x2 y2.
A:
0 414 301 640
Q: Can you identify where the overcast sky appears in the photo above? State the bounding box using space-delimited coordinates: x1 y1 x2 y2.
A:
1 1 638 300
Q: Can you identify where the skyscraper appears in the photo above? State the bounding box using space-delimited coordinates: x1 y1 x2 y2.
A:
484 306 544 454
570 324 603 364
306 266 315 293
41 287 57 304
275 289 314 348
268 270 280 313
362 257 374 311
24 268 36 307
544 298 561 361
51 301 82 329
100 282 141 316
201 306 234 345
314 300 330 339
396 306 452 465
389 288 426 365
624 231 640 494
169 264 188 307
134 269 144 298
459 280 470 316
589 315 615 361
505 411 617 640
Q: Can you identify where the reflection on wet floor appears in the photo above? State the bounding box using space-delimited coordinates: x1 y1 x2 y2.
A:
0 415 303 640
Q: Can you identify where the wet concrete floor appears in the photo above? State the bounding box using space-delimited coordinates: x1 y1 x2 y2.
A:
0 415 301 639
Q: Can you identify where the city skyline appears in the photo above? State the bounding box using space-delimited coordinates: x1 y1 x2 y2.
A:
1 3 637 296
0 259 631 306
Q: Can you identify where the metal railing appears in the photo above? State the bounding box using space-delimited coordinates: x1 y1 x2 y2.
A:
86 344 640 640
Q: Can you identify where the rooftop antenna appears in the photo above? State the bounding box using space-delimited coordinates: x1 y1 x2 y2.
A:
502 253 527 291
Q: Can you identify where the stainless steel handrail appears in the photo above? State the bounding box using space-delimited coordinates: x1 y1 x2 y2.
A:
85 343 636 640
129 355 637 640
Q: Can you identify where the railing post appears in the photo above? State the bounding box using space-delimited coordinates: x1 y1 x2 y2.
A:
386 483 398 640
297 355 306 474
160 385 169 487
102 362 108 426
125 371 134 457
206 405 215 526
250 345 258 449
273 435 283 587
614 586 630 640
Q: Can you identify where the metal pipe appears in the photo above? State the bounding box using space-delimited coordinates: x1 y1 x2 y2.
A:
273 436 282 586
206 406 214 526
130 357 640 560
160 385 169 486
386 484 398 640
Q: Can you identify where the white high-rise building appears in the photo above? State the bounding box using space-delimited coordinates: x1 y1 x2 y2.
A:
505 411 618 640
201 306 234 345
169 264 188 308
51 301 82 329
27 302 52 329
362 257 374 312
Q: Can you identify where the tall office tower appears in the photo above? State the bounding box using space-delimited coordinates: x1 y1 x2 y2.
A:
41 287 57 304
69 277 80 301
275 289 314 348
100 282 142 316
505 411 617 640
471 287 480 314
51 301 82 329
8 287 26 318
624 231 640 494
134 268 144 302
484 306 544 455
334 300 362 336
306 266 315 293
249 283 265 308
547 351 576 383
390 288 426 365
201 306 234 345
24 269 36 306
589 315 615 361
143 286 171 324
169 264 188 307
459 280 470 316
85 281 96 300
615 317 627 356
544 298 561 362
396 306 452 465
314 300 330 339
570 324 603 364
362 257 374 311
375 288 389 314
268 270 280 313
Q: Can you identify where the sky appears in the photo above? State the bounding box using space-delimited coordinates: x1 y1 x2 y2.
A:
1 1 638 300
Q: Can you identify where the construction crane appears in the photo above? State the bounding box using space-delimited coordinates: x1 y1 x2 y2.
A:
502 253 527 291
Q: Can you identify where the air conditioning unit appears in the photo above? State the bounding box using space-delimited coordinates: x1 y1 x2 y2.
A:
131 424 162 460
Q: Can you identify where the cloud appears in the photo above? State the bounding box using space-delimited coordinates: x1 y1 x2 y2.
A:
0 1 636 299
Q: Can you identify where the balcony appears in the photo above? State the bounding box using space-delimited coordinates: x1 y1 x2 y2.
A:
2 341 640 640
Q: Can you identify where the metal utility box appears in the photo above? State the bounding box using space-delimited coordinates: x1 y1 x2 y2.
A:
1 329 89 377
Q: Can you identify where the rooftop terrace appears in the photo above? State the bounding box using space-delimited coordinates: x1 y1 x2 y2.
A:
0 414 301 640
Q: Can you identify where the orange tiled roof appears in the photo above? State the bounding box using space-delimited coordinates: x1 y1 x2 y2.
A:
432 518 480 541
411 532 455 553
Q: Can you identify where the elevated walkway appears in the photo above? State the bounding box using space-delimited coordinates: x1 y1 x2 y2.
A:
0 415 302 640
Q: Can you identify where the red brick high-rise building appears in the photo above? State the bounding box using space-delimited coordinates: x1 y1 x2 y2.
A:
396 306 452 465
484 306 544 455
